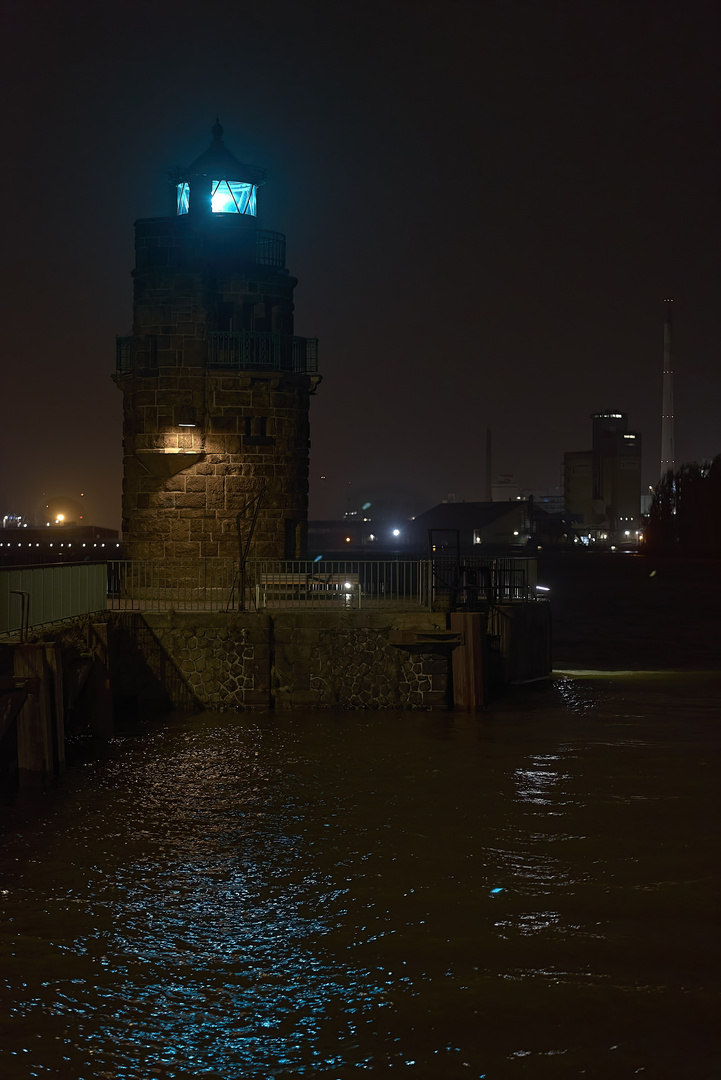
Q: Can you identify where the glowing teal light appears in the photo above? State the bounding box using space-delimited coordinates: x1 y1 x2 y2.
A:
211 179 257 215
176 182 190 215
490 887 504 894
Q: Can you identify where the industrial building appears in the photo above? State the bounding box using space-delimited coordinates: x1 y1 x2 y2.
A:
564 412 642 538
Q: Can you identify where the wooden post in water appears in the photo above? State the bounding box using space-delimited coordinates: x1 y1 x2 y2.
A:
88 623 114 738
450 613 487 711
13 645 54 787
44 643 66 774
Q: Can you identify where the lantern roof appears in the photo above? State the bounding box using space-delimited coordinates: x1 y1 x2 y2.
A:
178 121 266 187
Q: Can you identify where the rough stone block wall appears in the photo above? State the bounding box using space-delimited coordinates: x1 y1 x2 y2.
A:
139 613 271 710
120 370 311 560
309 631 444 709
117 214 312 561
270 611 450 710
119 612 450 712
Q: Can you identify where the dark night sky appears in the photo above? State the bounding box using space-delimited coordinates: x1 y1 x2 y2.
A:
2 0 719 529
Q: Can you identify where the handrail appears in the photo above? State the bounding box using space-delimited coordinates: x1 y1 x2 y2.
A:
116 331 319 376
1 557 542 634
207 331 318 373
9 591 29 642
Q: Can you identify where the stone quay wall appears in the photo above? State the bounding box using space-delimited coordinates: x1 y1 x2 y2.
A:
124 610 451 711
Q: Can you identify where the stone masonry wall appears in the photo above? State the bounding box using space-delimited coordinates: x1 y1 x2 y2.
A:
271 611 450 710
129 611 450 711
117 212 314 561
135 613 271 710
120 370 312 561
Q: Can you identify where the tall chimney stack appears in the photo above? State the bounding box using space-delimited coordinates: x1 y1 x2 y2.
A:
660 299 675 481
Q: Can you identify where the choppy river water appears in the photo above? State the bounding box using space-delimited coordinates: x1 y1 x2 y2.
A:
1 672 719 1079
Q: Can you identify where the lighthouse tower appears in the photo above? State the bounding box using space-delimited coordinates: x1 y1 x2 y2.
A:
114 122 320 562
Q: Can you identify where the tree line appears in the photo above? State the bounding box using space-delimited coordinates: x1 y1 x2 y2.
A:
645 457 721 556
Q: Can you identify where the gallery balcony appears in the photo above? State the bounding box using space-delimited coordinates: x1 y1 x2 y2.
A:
133 219 287 271
115 332 318 376
206 331 318 374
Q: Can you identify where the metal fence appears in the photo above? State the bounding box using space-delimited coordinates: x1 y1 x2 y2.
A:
431 555 537 606
116 324 317 379
0 557 541 635
0 563 108 637
254 229 287 268
105 557 538 613
243 559 430 611
107 559 237 613
206 331 318 374
104 559 431 612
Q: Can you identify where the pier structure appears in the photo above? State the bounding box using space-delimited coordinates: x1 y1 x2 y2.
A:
114 122 320 562
0 598 552 785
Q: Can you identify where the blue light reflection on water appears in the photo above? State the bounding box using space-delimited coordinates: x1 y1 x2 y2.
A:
1 673 720 1078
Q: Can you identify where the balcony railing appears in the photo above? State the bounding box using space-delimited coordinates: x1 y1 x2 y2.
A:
254 230 286 267
116 332 318 376
135 224 287 271
116 336 133 374
207 332 318 374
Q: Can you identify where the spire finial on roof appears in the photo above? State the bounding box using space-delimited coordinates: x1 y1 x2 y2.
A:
211 117 223 143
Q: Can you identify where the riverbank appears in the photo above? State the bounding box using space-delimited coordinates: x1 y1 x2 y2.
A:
538 551 721 671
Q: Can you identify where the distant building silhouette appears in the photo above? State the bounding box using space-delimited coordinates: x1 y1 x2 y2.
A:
410 501 532 554
309 501 533 556
564 412 642 535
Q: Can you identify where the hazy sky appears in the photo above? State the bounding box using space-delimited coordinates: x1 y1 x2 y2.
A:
2 0 719 529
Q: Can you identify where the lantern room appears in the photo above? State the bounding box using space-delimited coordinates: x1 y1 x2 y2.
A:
172 120 266 218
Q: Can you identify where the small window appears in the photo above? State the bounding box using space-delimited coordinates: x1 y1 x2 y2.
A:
177 183 190 215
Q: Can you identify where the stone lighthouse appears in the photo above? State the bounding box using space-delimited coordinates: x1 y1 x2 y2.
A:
114 122 319 562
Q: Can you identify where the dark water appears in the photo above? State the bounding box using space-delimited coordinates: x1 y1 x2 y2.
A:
1 673 719 1079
